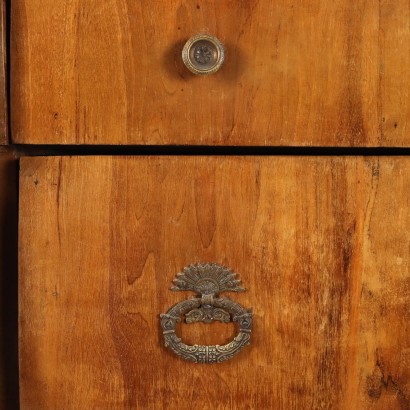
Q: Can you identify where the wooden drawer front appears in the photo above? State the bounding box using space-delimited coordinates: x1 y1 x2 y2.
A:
19 156 410 409
11 2 409 146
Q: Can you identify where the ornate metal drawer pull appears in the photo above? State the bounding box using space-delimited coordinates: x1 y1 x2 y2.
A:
182 34 225 75
160 263 253 364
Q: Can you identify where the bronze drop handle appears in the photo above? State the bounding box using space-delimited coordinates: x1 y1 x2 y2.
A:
160 263 253 364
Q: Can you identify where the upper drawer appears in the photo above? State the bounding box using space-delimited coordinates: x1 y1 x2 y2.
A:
11 1 409 146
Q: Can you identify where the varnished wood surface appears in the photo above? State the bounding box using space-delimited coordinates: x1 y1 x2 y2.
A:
19 156 410 409
11 1 410 146
0 148 19 409
0 0 7 144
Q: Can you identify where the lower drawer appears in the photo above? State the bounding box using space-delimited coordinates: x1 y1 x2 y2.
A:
19 156 410 409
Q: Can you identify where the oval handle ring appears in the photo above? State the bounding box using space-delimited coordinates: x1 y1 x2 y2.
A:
160 263 253 364
182 34 225 75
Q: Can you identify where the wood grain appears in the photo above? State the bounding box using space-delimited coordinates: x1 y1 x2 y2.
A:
19 156 410 409
379 0 410 145
0 148 18 409
10 1 410 146
0 0 7 144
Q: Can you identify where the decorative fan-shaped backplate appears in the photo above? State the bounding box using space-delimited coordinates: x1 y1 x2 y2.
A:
171 263 245 295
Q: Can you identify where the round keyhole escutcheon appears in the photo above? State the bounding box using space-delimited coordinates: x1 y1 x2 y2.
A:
182 34 225 75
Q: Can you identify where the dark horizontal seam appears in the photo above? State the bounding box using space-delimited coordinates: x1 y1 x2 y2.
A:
10 144 410 157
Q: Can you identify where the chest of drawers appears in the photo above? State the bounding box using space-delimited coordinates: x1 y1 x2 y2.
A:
2 1 410 408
